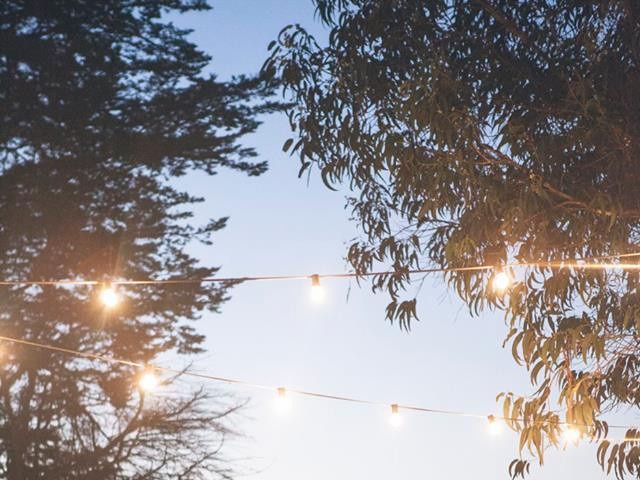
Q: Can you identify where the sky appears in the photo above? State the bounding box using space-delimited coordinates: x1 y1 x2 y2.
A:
166 1 614 478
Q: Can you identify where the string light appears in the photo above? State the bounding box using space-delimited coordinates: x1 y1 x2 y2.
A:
389 404 402 427
0 252 639 289
138 368 160 392
99 284 120 309
0 333 638 440
275 386 291 412
309 274 324 303
562 425 581 445
491 270 512 294
487 414 502 435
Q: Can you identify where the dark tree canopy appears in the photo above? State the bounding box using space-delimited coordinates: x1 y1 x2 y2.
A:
266 0 640 477
0 0 275 478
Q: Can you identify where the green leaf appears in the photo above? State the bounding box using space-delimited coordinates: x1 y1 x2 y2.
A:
282 138 294 152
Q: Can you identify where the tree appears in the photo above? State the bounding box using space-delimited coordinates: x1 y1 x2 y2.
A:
0 1 276 477
265 0 640 477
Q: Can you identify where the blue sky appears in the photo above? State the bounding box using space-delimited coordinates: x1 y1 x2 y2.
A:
168 1 613 478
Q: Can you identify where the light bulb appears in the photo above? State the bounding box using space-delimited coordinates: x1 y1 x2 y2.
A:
389 404 402 428
491 270 512 294
99 284 120 309
562 425 581 444
275 386 291 413
309 274 325 303
487 415 502 435
138 370 159 392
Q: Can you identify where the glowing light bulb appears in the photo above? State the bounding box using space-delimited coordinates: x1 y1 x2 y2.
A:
491 270 512 294
487 415 502 435
562 425 581 444
309 274 325 303
138 370 159 392
275 387 291 413
389 404 402 428
99 284 120 308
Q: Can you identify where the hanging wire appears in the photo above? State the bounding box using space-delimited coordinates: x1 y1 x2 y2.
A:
0 333 636 437
0 251 639 287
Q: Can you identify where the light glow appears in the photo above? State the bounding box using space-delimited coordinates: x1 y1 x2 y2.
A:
389 404 402 428
491 270 512 294
275 386 291 413
487 415 502 435
309 274 325 303
138 370 159 392
562 425 581 444
99 284 120 309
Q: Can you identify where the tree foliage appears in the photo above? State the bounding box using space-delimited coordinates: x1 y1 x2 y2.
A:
0 0 276 477
266 0 640 476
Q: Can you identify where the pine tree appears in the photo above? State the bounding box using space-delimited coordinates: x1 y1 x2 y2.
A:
0 1 276 477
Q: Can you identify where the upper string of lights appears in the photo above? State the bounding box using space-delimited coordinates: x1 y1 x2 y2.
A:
14 251 640 309
0 251 638 294
0 333 637 445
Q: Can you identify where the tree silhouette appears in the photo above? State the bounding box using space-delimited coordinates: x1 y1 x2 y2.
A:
0 0 276 477
266 0 640 477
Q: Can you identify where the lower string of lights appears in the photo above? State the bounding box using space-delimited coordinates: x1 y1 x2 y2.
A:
0 333 636 445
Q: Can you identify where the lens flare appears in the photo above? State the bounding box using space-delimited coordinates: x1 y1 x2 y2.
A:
562 425 581 444
138 370 159 392
99 285 120 309
491 271 512 294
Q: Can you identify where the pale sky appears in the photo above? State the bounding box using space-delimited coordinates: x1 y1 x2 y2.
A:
166 1 623 478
